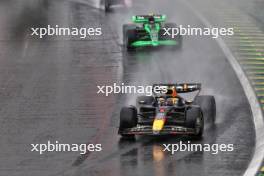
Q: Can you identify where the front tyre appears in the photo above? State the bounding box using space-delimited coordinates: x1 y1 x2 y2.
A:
119 106 137 138
185 106 204 138
123 24 137 51
194 95 216 125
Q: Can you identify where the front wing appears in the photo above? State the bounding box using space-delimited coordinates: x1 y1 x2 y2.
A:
119 125 196 135
131 40 179 47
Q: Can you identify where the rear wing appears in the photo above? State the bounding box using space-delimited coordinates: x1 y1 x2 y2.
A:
152 83 201 95
132 14 166 23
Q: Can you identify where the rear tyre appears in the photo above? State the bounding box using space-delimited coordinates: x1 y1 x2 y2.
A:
185 106 204 138
119 106 138 138
123 24 137 51
160 23 182 49
194 95 216 125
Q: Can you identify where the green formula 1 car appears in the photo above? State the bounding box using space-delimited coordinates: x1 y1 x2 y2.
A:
123 14 182 51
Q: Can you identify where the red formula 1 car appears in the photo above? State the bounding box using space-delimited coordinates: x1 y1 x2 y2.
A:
118 83 216 138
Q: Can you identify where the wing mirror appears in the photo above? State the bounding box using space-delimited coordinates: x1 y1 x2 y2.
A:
138 100 147 104
185 100 193 104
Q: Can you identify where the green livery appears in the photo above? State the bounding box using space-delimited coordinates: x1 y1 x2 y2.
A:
123 14 182 51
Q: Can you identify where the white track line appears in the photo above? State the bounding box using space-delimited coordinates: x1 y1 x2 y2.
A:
181 1 264 175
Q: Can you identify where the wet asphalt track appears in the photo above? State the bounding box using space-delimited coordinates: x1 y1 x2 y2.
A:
0 0 256 176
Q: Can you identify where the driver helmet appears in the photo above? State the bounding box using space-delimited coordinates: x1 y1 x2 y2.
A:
166 98 174 106
148 14 155 24
158 97 165 106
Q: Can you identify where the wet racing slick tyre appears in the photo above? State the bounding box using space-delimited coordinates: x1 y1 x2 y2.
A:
194 95 216 125
159 23 182 49
123 24 137 51
185 106 204 138
119 106 138 138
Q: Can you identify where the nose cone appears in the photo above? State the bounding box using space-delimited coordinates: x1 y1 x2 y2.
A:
152 119 165 134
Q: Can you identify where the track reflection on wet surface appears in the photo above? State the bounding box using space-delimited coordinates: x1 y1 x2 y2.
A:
0 0 257 176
